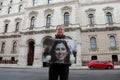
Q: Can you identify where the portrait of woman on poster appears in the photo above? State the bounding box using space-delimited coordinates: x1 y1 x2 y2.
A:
50 40 71 64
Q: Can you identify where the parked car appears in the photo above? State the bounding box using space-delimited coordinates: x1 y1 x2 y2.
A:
88 60 114 69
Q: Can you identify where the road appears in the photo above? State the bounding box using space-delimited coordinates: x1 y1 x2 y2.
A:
0 68 119 80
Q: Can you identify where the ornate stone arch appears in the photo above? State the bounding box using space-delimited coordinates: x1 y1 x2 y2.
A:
85 8 96 15
15 18 22 22
4 19 10 24
44 9 54 17
41 36 52 48
61 6 72 15
29 11 38 19
103 6 113 13
27 39 35 44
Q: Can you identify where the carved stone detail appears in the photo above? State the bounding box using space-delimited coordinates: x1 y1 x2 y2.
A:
15 18 22 22
44 8 54 17
29 11 38 19
4 19 10 24
85 8 96 14
61 6 72 15
103 6 113 13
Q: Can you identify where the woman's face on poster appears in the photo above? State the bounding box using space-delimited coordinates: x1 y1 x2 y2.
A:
55 43 68 61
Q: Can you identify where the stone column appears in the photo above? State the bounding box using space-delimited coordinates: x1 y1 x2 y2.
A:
18 45 28 66
76 42 82 66
33 43 43 67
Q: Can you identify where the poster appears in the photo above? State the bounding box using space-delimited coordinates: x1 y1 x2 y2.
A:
42 39 77 64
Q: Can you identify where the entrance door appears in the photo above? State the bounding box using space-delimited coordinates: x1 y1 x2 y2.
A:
27 41 35 66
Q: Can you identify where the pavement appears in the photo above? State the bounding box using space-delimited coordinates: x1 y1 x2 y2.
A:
0 65 120 70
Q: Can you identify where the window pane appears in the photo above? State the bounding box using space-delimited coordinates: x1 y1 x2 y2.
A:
88 14 94 25
30 16 35 29
90 37 97 49
110 36 116 48
15 22 19 32
64 12 69 26
106 12 113 24
46 14 51 28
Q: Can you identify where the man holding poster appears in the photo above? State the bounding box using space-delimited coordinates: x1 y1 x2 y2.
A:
49 25 71 80
42 25 77 80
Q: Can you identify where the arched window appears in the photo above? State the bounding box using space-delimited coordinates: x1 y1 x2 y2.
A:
33 0 36 6
46 14 51 28
15 22 19 32
30 16 35 30
18 5 22 12
4 24 8 33
13 41 17 53
48 0 52 4
8 7 11 14
64 12 69 26
10 0 12 4
1 42 5 53
106 12 113 24
109 36 116 48
90 37 97 49
88 14 94 26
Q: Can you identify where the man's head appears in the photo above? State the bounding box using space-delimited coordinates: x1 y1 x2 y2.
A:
56 25 64 36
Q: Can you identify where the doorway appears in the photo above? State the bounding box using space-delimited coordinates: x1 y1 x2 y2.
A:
27 41 35 66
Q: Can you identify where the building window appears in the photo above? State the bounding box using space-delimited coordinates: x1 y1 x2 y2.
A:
15 22 19 32
0 2 3 5
88 14 94 26
4 24 8 33
1 42 5 53
0 57 2 61
18 5 22 12
90 37 97 49
0 8 1 12
8 7 11 14
109 36 116 48
30 16 35 30
12 41 17 53
48 0 52 4
10 0 12 4
64 12 69 26
46 14 51 28
106 12 113 25
11 57 15 61
33 0 37 6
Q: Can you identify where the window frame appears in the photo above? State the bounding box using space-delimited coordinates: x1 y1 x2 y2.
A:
90 37 97 49
64 12 69 26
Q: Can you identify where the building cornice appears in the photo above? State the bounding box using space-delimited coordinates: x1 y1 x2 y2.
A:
0 33 21 39
25 1 77 10
20 26 79 35
0 12 24 18
80 0 120 6
81 26 120 32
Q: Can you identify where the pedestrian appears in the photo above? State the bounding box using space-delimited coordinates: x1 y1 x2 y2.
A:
49 25 70 80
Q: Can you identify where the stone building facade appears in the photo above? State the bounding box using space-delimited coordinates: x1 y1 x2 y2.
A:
0 0 120 67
